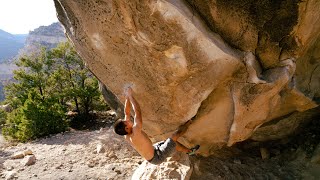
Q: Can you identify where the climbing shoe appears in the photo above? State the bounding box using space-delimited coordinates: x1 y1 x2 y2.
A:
188 145 200 156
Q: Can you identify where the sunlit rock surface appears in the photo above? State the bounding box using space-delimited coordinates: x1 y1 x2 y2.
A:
132 153 192 180
54 0 319 155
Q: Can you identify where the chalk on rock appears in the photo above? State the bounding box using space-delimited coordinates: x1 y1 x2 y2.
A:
97 144 105 153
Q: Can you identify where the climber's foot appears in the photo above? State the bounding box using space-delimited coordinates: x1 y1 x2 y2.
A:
188 145 200 156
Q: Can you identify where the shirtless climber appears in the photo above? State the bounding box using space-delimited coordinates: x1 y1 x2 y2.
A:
113 87 199 165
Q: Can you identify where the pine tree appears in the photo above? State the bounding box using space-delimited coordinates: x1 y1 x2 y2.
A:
3 48 67 141
48 42 104 116
3 42 106 141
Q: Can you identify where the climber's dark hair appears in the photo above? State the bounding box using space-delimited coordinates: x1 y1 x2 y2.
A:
113 119 128 135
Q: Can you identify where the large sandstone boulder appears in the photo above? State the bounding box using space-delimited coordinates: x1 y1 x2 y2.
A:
54 0 319 155
132 153 192 180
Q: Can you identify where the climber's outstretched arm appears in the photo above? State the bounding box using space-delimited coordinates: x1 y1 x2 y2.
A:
127 88 142 129
124 97 131 122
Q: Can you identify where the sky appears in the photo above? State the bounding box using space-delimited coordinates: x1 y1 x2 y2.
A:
0 0 58 34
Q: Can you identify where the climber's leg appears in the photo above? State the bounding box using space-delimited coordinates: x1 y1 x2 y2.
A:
171 120 192 141
170 120 200 155
175 141 192 153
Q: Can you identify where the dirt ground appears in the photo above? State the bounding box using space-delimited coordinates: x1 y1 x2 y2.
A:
1 111 320 180
0 111 143 180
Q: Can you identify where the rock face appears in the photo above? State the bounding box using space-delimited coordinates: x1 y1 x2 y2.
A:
132 153 192 180
54 0 320 155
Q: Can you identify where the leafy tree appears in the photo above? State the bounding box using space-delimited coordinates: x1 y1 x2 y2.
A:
5 48 55 108
3 42 106 141
3 48 67 141
48 42 105 116
0 108 6 127
3 92 66 142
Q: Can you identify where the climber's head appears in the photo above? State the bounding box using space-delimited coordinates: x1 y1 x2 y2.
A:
113 119 133 135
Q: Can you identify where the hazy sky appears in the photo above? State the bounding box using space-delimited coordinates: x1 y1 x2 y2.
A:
0 0 58 34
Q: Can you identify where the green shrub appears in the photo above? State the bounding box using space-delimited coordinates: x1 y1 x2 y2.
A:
3 92 67 142
3 41 108 141
0 109 6 127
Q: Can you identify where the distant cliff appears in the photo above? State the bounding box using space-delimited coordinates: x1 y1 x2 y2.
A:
0 29 26 63
0 22 67 102
19 22 67 56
